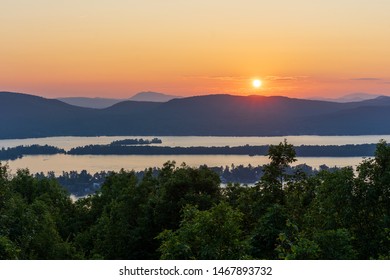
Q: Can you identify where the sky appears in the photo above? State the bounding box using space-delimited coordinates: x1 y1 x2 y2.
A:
1 0 390 99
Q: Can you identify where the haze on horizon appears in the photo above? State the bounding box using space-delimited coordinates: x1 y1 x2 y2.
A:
1 0 390 99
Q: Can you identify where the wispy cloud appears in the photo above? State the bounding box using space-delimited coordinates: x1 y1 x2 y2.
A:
351 77 382 81
183 75 248 81
184 75 309 82
208 76 247 81
264 76 309 81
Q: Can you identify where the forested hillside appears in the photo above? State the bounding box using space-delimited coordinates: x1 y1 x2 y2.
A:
1 141 390 259
3 91 390 138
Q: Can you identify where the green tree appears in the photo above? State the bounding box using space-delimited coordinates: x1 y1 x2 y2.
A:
276 221 320 260
257 139 297 206
351 140 390 258
157 202 249 260
154 162 221 230
0 162 11 213
313 229 357 259
284 170 317 226
305 168 355 230
79 170 157 259
250 204 288 259
0 165 79 259
0 236 19 259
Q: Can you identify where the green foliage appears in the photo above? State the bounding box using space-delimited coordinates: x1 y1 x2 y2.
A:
262 139 297 185
257 139 297 205
306 168 356 230
89 170 158 259
276 221 320 260
250 204 288 259
2 139 390 259
71 162 222 259
154 162 221 230
0 163 11 209
378 228 390 259
277 226 356 260
372 140 390 219
350 141 390 258
0 236 19 259
157 203 249 260
0 165 79 259
275 220 321 260
284 170 317 226
313 229 357 259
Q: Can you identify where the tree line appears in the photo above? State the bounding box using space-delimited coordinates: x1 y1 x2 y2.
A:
0 145 65 160
68 143 378 157
1 140 390 259
34 163 337 197
110 138 162 146
0 143 381 161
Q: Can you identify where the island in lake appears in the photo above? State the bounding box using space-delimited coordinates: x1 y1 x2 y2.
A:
0 142 381 161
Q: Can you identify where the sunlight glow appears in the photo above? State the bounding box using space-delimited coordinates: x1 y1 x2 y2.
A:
252 79 262 88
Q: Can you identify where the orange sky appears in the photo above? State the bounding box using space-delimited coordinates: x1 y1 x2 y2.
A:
1 0 390 98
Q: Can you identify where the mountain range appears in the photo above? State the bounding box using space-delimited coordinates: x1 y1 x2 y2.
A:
2 91 390 139
309 92 382 103
58 91 180 108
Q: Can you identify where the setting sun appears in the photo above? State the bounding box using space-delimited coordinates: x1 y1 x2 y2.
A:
252 79 262 88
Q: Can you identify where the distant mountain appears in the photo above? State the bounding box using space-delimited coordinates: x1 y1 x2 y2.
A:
58 97 123 109
338 93 382 102
58 92 181 108
310 93 383 103
129 91 181 102
0 91 96 139
3 91 390 139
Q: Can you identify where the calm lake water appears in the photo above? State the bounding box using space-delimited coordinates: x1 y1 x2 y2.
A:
0 135 385 174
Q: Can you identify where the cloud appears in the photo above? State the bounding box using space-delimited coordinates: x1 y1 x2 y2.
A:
351 78 382 81
183 75 247 81
207 76 247 81
184 75 309 82
264 76 309 81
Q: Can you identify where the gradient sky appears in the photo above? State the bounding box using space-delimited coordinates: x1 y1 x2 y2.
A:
1 0 390 98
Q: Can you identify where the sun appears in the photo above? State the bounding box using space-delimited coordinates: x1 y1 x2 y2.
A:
252 79 262 88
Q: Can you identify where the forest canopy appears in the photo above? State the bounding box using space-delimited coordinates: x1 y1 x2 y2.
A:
1 140 390 260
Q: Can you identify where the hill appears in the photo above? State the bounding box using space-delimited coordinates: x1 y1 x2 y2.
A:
58 92 181 108
58 97 123 109
0 92 98 138
2 91 390 138
309 92 384 103
129 91 181 102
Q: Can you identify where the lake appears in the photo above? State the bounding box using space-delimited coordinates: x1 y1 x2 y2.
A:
0 135 386 174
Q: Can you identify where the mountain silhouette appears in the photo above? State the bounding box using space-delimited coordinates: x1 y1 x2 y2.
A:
58 92 180 108
2 91 390 139
129 91 181 102
58 97 123 109
309 92 385 103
